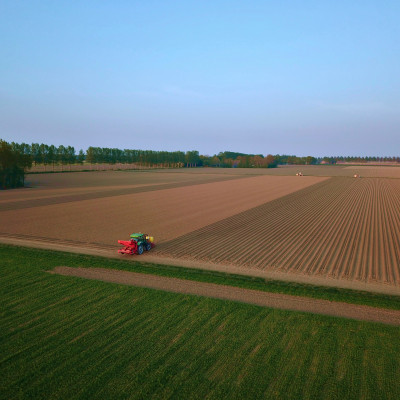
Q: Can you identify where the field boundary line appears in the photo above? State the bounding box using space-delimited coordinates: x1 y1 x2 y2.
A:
50 266 400 326
1 235 400 296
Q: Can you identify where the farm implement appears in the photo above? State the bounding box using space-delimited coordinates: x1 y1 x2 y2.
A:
118 233 155 255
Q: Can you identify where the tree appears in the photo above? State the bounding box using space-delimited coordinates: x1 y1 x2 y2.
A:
185 150 200 167
0 139 32 189
77 149 85 164
210 156 221 167
253 155 264 168
66 146 76 170
48 145 56 171
86 147 96 166
264 154 277 168
305 156 317 165
57 145 68 171
31 143 41 166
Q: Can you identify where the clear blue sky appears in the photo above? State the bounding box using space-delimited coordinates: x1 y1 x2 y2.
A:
1 0 399 157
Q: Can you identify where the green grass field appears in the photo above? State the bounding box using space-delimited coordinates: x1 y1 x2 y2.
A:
3 244 400 310
1 244 400 399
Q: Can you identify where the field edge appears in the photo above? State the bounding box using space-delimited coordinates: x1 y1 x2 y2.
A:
1 242 400 311
1 234 400 297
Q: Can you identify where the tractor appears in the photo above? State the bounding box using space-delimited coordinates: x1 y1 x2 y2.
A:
118 233 154 255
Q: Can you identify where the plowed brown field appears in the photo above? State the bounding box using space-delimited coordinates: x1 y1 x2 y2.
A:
157 177 400 285
143 165 400 178
343 166 400 178
0 173 324 244
2 169 400 291
0 170 243 206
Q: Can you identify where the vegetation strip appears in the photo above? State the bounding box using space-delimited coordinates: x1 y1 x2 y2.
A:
3 245 400 399
51 266 400 326
2 243 400 310
3 242 400 305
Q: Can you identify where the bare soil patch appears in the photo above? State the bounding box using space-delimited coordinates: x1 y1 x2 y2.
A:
150 165 400 178
1 170 246 209
158 178 400 287
51 266 400 326
0 175 325 244
0 176 245 212
24 170 205 189
0 183 158 204
343 166 400 178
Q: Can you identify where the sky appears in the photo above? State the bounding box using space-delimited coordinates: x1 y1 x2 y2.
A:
1 0 399 157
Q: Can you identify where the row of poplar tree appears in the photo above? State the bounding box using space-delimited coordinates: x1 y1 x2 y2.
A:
9 142 202 169
7 142 278 169
6 141 400 170
3 139 398 189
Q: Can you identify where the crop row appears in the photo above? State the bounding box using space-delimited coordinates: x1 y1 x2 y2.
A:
158 178 400 285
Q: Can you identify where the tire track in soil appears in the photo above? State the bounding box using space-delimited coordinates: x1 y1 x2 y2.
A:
155 178 400 286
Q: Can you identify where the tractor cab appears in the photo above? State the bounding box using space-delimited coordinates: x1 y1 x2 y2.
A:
118 233 155 255
130 233 154 243
130 233 145 240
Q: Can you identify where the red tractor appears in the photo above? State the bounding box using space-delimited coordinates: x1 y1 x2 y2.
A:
118 233 155 255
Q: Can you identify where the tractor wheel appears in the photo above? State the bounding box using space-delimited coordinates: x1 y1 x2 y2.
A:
145 243 152 251
137 244 144 255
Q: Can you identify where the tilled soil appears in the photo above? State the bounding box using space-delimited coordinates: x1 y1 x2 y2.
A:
158 177 400 286
343 166 400 178
51 266 400 326
0 175 324 244
3 169 400 292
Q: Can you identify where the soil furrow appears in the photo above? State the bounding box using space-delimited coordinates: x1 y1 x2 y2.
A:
157 178 400 287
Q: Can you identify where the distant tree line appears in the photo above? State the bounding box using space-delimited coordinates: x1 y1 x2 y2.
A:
5 142 280 170
274 155 400 165
201 152 277 168
5 141 400 170
0 140 32 189
86 147 189 167
2 139 399 189
320 155 400 163
8 142 201 169
10 142 85 171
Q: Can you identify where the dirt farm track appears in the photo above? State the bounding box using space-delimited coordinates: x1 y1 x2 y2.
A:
1 166 400 294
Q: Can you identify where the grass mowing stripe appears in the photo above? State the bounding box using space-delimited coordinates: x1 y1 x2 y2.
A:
2 271 399 398
1 243 400 310
1 244 400 399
